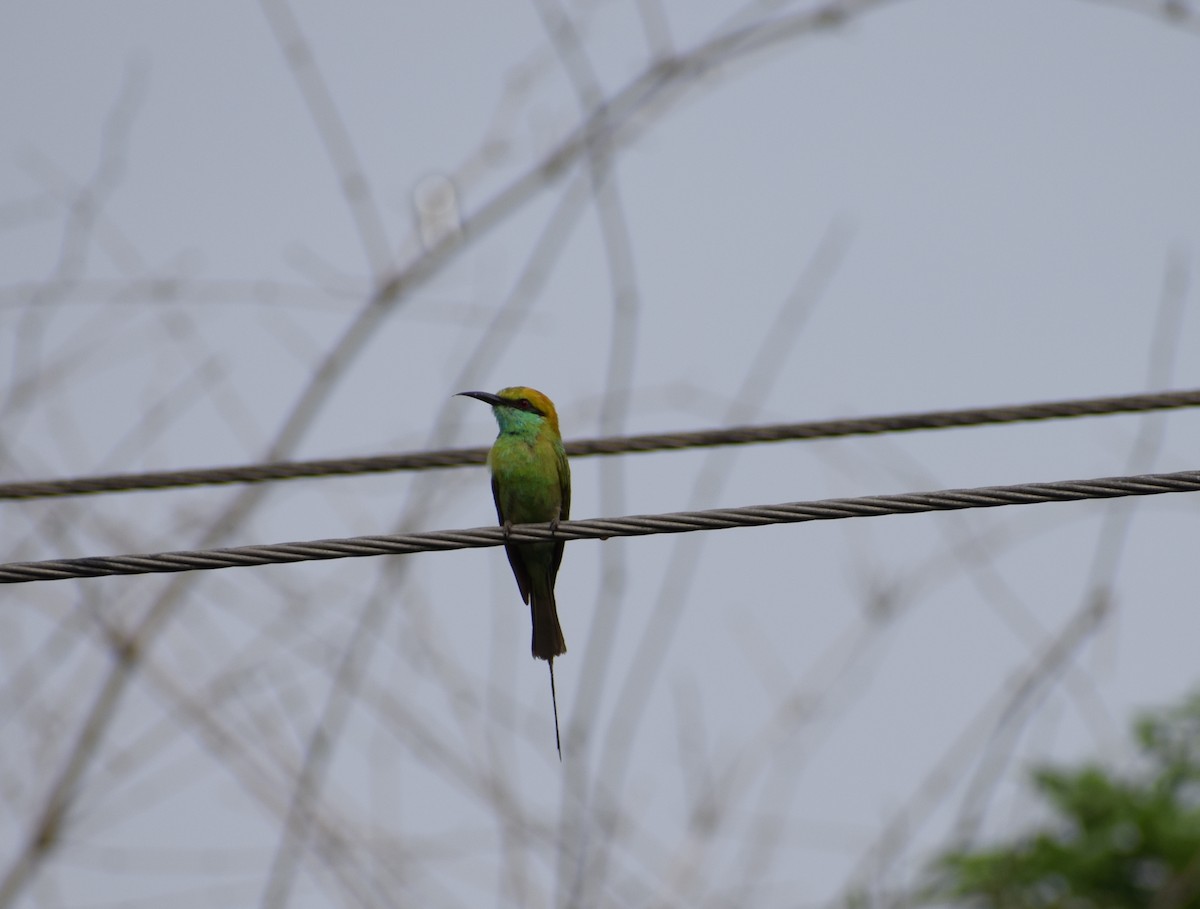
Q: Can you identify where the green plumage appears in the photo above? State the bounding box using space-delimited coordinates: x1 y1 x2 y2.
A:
489 426 570 660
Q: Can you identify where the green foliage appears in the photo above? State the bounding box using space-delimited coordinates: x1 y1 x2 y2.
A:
924 691 1200 908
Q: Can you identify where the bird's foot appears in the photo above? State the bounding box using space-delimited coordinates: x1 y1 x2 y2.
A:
502 519 514 541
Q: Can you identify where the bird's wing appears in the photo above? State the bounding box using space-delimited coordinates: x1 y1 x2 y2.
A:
551 444 570 578
557 445 571 521
493 473 532 604
489 473 505 526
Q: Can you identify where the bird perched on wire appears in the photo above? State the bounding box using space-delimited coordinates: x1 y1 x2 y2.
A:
456 386 571 758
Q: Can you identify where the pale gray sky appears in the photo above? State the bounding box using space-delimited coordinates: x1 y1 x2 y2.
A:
3 1 1200 907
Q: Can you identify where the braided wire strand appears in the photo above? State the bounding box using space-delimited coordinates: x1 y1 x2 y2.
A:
2 469 1198 584
2 388 1200 501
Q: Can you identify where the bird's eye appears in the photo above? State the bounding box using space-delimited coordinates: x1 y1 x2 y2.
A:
519 398 532 410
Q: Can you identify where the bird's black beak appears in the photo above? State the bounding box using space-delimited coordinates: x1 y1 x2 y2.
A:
456 390 506 407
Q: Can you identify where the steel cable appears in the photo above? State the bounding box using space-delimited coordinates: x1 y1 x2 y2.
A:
3 388 1200 501
2 468 1198 584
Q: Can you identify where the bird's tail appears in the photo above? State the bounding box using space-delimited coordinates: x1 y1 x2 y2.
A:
529 585 566 661
530 584 566 759
548 660 561 760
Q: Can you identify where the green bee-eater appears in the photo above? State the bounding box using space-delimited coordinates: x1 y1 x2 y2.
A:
457 386 570 757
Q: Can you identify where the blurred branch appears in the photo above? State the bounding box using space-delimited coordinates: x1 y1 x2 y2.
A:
950 252 1191 844
0 58 149 472
0 278 362 311
0 61 153 905
529 2 648 902
258 174 594 907
569 223 851 904
635 0 675 58
260 0 395 277
1081 0 1200 35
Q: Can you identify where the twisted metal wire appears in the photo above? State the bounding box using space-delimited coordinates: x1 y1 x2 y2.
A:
3 468 1198 584
3 388 1200 502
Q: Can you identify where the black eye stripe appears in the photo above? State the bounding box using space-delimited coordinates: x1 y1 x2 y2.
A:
510 397 541 415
